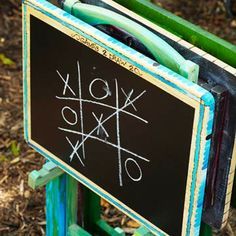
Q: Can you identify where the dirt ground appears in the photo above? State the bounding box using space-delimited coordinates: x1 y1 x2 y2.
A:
0 0 235 235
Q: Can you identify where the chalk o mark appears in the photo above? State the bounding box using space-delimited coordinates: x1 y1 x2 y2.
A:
61 106 78 125
125 158 142 182
89 78 111 100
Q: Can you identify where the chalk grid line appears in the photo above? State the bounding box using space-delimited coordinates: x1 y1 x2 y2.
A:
77 61 86 160
55 96 148 124
56 61 149 186
115 79 122 186
59 128 150 163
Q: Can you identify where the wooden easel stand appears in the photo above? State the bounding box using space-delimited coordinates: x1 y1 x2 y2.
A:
28 161 212 236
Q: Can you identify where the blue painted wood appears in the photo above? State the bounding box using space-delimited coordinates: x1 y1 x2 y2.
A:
134 226 154 236
68 224 92 236
46 173 78 236
28 161 64 189
23 1 215 235
46 173 67 236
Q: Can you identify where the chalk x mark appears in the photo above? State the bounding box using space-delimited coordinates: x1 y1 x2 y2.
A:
55 97 148 124
56 70 76 96
59 128 150 162
121 88 137 111
92 112 109 138
66 136 85 166
75 89 147 153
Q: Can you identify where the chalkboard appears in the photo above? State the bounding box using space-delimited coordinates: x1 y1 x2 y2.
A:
23 3 214 236
92 0 236 229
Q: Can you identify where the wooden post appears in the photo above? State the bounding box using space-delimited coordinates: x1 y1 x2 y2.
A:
28 162 124 235
28 162 213 236
46 173 68 236
200 223 212 236
84 188 125 235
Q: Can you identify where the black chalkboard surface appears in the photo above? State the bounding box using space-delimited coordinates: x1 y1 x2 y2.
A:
29 15 195 235
22 1 216 232
89 0 236 229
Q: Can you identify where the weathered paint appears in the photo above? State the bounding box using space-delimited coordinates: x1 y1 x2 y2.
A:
114 0 236 68
46 174 78 236
22 1 215 235
46 174 67 236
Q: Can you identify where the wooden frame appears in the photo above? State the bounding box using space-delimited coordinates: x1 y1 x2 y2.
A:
114 0 236 69
98 0 236 229
22 0 215 235
101 0 236 77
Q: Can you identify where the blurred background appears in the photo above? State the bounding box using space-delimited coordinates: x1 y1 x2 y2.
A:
0 0 235 235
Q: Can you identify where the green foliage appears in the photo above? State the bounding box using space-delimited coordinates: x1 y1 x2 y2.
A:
10 140 20 157
0 155 8 162
0 53 15 66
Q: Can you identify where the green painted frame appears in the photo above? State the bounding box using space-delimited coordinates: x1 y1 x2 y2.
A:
23 0 216 235
28 164 212 236
114 0 236 68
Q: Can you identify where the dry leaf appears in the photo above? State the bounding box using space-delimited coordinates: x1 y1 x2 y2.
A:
101 198 110 208
230 20 236 28
10 157 20 164
126 220 140 228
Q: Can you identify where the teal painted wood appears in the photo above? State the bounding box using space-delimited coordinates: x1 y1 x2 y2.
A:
96 219 125 236
31 167 211 236
62 0 199 82
199 223 212 236
43 169 124 236
68 224 92 236
23 1 215 235
46 173 78 236
114 0 236 68
27 163 75 235
22 3 29 142
46 174 67 236
84 188 125 235
84 187 100 232
66 175 78 231
114 227 125 235
28 161 64 189
133 226 154 236
27 162 125 235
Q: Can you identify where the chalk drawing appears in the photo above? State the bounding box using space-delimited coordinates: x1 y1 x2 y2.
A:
56 70 76 96
121 88 137 111
77 61 86 159
125 158 142 182
56 60 150 186
66 136 85 166
58 128 150 162
61 106 78 125
92 112 109 138
115 79 122 186
55 96 148 123
89 78 111 100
